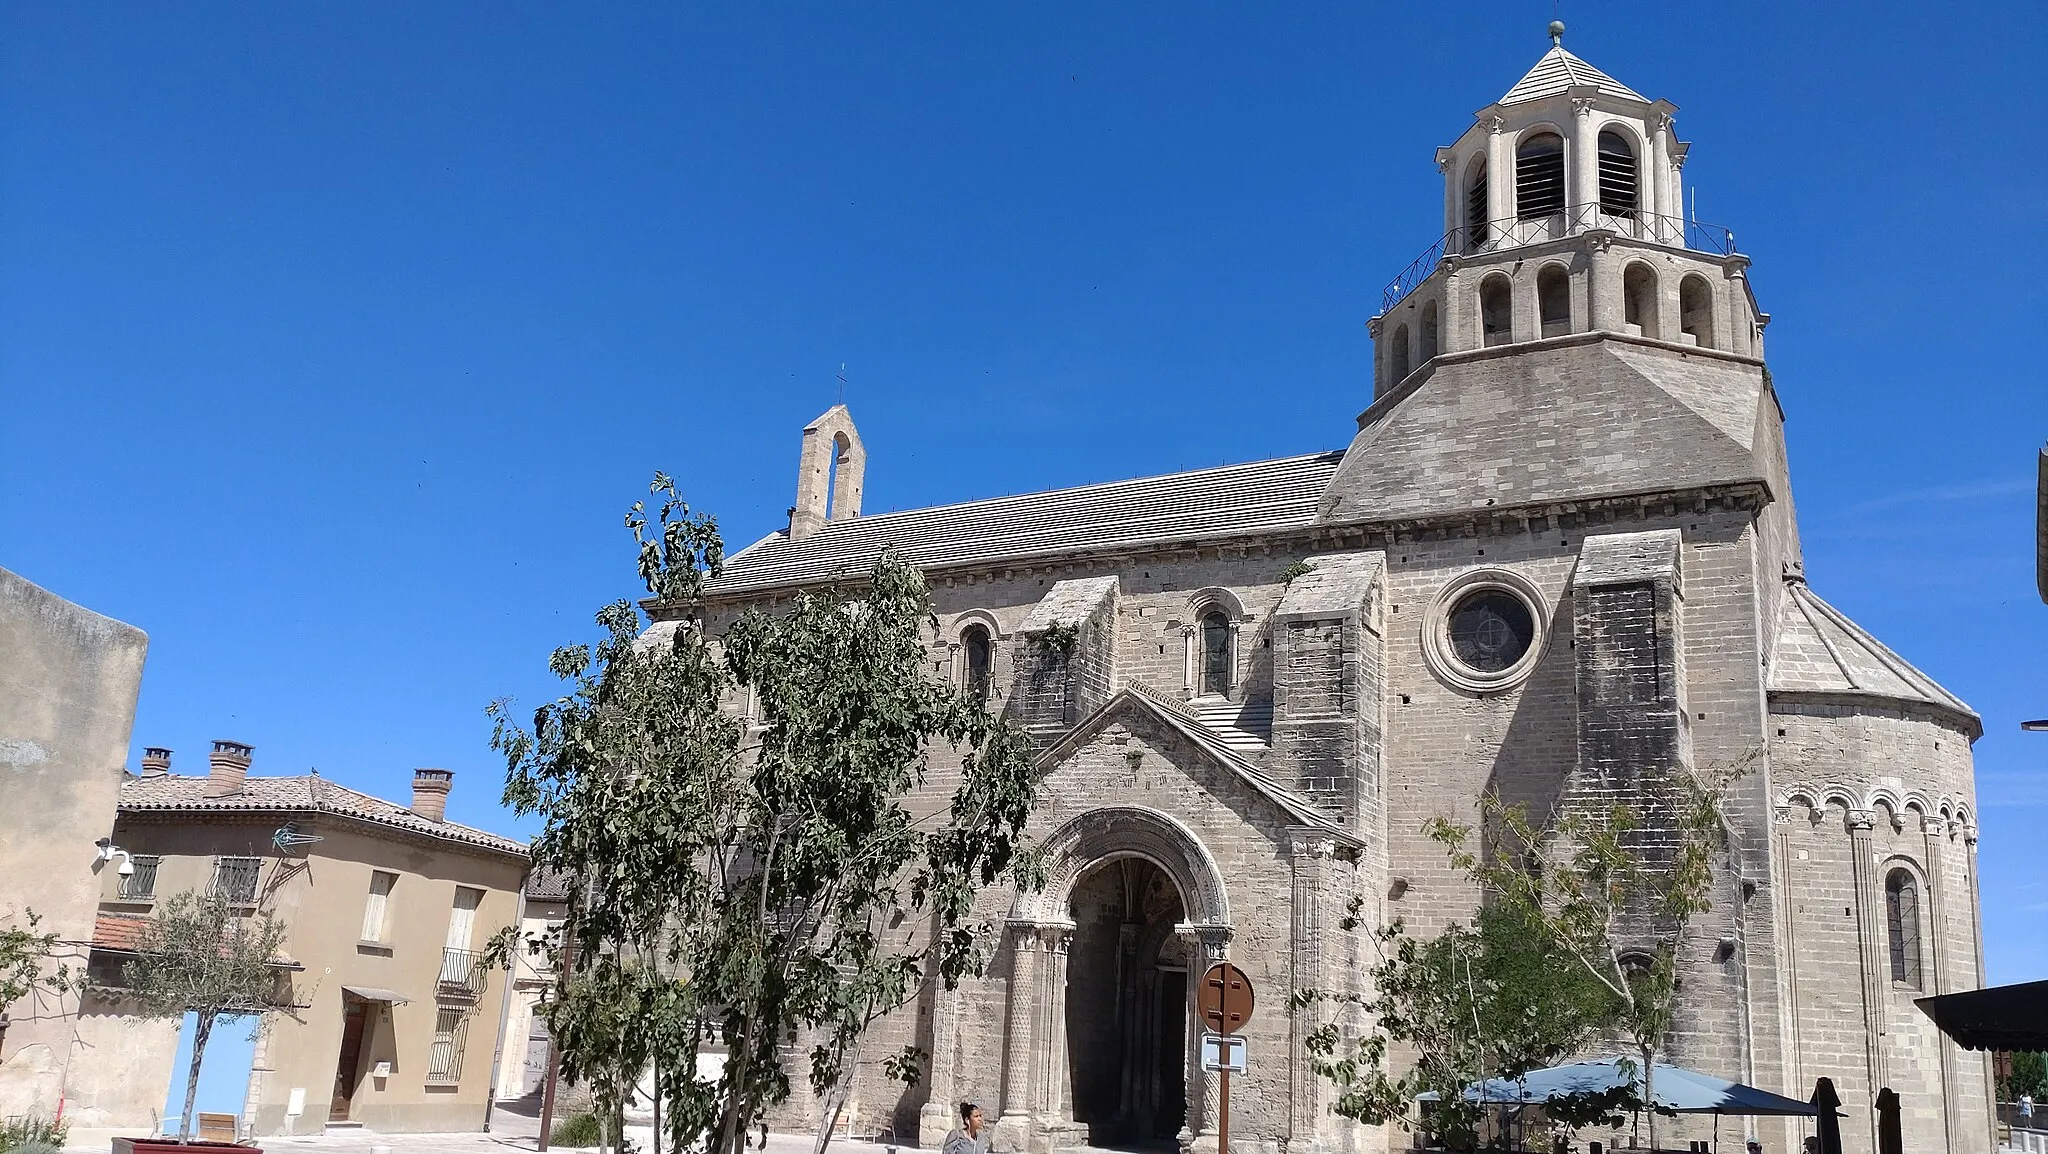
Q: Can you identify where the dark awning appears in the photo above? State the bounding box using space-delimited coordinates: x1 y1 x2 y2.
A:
1915 979 2048 1051
341 985 412 1006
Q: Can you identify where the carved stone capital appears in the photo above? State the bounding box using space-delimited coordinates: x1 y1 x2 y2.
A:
1436 155 1453 174
1007 919 1044 951
1037 923 1075 954
1963 823 1979 846
1187 923 1233 962
1921 814 1947 837
1773 804 1795 826
1847 808 1877 833
1571 97 1596 118
1484 114 1506 135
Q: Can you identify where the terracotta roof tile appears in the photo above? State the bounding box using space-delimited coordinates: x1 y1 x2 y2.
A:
120 774 528 858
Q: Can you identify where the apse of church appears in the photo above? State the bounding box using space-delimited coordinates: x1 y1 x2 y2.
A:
685 26 1990 1154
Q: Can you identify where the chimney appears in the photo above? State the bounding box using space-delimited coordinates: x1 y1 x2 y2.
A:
411 768 453 823
140 747 172 778
206 740 253 797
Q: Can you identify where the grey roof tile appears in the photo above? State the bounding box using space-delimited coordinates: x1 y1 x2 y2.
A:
711 452 1345 595
1500 46 1646 105
1768 583 1977 728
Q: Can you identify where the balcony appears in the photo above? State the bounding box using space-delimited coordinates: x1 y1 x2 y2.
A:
1380 206 1736 313
437 947 487 1001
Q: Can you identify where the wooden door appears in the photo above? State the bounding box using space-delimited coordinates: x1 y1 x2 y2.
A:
330 999 368 1121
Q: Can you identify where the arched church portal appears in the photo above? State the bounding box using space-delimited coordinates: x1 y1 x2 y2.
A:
1068 856 1190 1146
1000 806 1233 1151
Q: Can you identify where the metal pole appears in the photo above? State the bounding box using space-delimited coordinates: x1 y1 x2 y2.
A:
1218 1068 1230 1154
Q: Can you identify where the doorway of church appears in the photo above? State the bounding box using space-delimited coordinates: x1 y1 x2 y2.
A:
1067 857 1191 1149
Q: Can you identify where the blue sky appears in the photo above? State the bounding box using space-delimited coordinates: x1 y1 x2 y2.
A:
3 4 2043 980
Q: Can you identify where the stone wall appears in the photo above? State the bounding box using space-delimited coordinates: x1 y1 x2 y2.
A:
0 566 148 1123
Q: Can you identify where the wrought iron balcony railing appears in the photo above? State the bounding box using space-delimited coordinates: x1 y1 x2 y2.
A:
437 947 488 1000
1380 206 1736 313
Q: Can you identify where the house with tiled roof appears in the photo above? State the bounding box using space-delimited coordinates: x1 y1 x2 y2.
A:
80 741 528 1139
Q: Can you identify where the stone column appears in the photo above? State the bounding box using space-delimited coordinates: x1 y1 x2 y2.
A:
1923 814 1961 1154
1287 831 1334 1146
1485 115 1512 233
1647 114 1669 224
1181 624 1197 698
920 978 963 1145
998 922 1043 1148
1187 926 1233 1153
1570 96 1597 219
1035 925 1084 1148
1846 808 1885 1150
1226 620 1242 702
1438 151 1457 236
1772 806 1806 1095
1965 822 1995 1148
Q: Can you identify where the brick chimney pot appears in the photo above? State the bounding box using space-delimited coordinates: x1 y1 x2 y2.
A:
141 747 172 778
412 768 453 823
205 740 253 797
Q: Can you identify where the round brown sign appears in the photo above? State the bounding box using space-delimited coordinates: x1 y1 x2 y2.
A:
1197 961 1254 1034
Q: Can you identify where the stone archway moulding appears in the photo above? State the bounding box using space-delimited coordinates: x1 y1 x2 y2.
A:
1011 804 1232 930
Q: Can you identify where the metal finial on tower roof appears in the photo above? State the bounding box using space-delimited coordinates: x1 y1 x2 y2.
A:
1549 19 1565 46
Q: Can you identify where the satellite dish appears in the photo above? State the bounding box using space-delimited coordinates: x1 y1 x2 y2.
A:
273 824 324 853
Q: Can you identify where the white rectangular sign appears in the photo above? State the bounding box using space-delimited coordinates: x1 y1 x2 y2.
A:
1200 1032 1247 1073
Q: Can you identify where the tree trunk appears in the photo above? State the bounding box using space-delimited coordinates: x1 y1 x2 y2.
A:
813 1054 855 1154
1640 1044 1657 1154
180 1013 214 1144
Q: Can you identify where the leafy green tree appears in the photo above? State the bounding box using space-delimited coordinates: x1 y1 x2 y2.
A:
1429 758 1743 1153
1298 901 1619 1150
2005 1052 2048 1102
495 475 1041 1154
118 890 293 1144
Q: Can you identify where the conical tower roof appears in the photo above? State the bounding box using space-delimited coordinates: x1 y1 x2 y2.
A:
1500 43 1644 105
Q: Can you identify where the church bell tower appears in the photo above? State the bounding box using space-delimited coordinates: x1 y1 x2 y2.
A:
1369 23 1766 396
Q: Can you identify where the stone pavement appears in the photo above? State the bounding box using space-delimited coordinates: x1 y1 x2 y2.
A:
62 1111 917 1154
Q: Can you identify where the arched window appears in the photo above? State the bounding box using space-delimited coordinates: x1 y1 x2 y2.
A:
1516 132 1565 219
1680 276 1715 348
1198 611 1232 697
1419 300 1440 361
1480 275 1513 347
1597 129 1639 217
1885 868 1923 989
1537 265 1571 338
1623 263 1660 339
1465 157 1490 249
961 624 993 701
1390 323 1411 383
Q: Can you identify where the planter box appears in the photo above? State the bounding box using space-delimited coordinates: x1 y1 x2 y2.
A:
111 1140 264 1154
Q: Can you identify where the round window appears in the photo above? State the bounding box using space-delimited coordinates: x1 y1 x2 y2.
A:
1421 569 1547 694
1447 589 1535 673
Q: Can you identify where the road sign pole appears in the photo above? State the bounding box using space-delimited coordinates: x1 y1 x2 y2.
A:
1218 1067 1231 1154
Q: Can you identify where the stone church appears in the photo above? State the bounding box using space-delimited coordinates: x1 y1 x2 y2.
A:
695 29 1991 1154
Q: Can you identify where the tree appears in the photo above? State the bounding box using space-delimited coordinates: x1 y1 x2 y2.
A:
1298 900 1620 1150
1427 757 1743 1153
494 474 1042 1154
0 907 66 1012
2004 1052 2048 1103
119 890 293 1144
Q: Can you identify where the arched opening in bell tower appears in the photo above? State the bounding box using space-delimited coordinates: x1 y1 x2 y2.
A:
1066 857 1191 1149
1515 132 1566 220
1480 274 1513 347
1464 156 1490 249
1597 129 1639 217
1623 262 1660 339
1679 275 1715 349
1537 264 1571 338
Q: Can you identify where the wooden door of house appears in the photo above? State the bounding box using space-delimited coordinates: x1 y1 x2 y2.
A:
330 1000 368 1121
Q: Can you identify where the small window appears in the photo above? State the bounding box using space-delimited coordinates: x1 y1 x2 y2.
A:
1419 301 1440 361
1390 323 1411 383
119 855 161 902
1886 869 1923 989
1597 130 1638 217
1537 265 1571 338
427 1006 470 1084
1623 263 1660 339
1480 275 1513 347
211 856 262 905
1680 276 1715 348
1198 611 1233 697
1464 158 1490 249
962 624 993 701
361 871 396 943
1448 589 1536 674
1516 132 1566 219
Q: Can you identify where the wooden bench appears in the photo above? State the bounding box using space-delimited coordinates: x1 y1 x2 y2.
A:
196 1112 239 1142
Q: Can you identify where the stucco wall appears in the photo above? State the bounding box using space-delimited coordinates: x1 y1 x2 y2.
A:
0 566 147 1122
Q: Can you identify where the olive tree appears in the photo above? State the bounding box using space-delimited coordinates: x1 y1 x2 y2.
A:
494 474 1041 1154
120 890 293 1144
